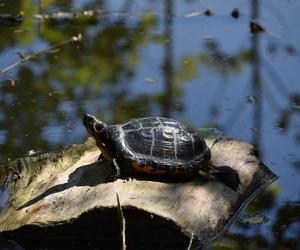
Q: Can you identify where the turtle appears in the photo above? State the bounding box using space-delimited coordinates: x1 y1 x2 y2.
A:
83 114 240 191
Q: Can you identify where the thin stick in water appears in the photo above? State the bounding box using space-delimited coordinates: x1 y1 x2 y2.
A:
116 192 126 250
187 233 194 250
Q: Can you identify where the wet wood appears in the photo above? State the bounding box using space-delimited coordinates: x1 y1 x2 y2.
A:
0 137 277 249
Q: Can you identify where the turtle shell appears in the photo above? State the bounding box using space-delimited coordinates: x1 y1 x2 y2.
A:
109 117 211 175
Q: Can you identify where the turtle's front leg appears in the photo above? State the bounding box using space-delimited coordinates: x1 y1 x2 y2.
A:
107 158 121 181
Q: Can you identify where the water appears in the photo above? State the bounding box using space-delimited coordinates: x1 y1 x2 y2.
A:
0 0 299 249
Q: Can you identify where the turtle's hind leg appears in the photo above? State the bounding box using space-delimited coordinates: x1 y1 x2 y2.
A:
208 164 240 191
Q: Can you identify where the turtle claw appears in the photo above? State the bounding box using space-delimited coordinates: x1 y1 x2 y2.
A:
123 177 134 183
97 154 106 162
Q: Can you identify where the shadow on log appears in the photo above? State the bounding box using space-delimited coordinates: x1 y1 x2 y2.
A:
0 137 277 249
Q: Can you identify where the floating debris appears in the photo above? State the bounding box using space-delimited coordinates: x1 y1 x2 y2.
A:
250 20 267 33
184 9 213 17
203 9 214 16
47 48 61 54
13 29 26 33
34 11 98 24
144 77 157 84
72 33 83 42
34 12 79 22
231 8 240 19
33 10 155 24
238 214 269 225
0 34 82 75
184 11 202 18
17 51 28 60
244 95 256 104
83 10 97 16
0 14 23 26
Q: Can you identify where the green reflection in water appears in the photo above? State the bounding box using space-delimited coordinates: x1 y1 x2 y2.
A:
0 0 299 249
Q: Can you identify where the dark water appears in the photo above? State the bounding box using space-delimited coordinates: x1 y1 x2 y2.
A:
0 0 299 249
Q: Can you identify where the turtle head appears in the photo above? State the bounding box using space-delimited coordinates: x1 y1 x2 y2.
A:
83 114 112 159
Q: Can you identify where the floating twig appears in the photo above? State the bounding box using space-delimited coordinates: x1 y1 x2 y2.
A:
184 11 202 18
33 10 152 23
34 12 79 22
144 77 157 84
250 20 267 33
184 9 213 18
116 192 126 250
0 33 82 75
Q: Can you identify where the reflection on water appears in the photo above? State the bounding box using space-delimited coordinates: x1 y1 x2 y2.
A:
0 0 299 249
0 188 9 209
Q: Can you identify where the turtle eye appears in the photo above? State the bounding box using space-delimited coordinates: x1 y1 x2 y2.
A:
84 114 95 124
94 123 104 133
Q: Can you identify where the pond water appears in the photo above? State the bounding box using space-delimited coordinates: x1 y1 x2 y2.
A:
0 0 299 249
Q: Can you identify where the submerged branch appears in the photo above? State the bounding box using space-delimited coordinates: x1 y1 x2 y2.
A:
0 34 82 75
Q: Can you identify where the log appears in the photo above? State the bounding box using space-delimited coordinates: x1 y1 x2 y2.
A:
0 137 277 249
